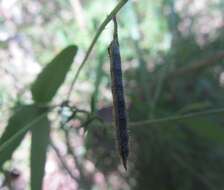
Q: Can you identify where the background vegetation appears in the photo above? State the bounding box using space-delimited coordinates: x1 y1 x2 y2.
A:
0 0 224 189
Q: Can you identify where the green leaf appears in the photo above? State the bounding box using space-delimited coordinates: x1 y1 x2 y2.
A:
31 45 78 103
31 114 50 190
0 105 41 168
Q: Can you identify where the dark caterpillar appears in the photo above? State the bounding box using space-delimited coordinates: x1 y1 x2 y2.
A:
108 17 129 170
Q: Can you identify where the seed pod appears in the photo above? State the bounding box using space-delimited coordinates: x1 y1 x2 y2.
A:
108 17 129 170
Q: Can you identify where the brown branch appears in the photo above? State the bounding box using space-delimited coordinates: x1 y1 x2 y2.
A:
50 140 79 182
63 129 92 188
168 50 224 78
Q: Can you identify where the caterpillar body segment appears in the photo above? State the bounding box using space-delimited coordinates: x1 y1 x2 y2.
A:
108 17 129 170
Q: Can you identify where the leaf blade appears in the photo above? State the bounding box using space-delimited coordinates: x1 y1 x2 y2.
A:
0 105 40 168
30 114 50 190
31 45 78 103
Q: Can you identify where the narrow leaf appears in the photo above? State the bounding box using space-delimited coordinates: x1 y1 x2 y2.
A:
31 45 78 103
0 105 41 168
31 114 50 190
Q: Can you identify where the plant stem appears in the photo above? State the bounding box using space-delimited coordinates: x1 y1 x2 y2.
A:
150 64 170 118
66 0 129 100
129 107 224 127
50 140 79 181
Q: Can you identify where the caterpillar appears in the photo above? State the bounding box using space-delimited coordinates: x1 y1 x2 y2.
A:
108 17 129 170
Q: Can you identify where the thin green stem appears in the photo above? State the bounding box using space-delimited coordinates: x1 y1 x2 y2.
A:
129 107 224 127
150 64 170 118
66 0 129 100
